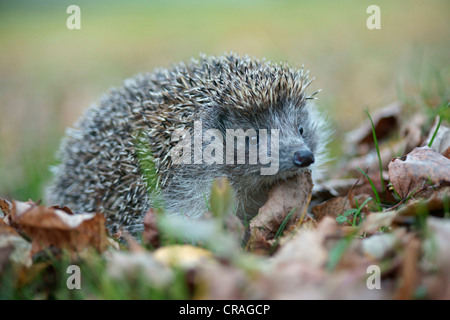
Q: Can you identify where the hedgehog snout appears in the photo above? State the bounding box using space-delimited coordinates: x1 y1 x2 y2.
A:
292 149 315 167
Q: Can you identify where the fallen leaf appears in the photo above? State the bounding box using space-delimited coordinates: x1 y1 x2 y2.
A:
421 217 450 299
312 178 358 200
388 146 450 199
249 217 389 299
359 211 397 234
345 142 403 177
400 113 427 154
346 102 402 155
49 205 75 215
423 217 450 273
394 236 420 300
106 251 173 288
396 186 450 217
11 201 108 255
0 245 14 275
273 214 318 248
443 147 450 159
272 217 337 269
247 172 313 252
246 227 272 253
311 196 352 223
0 219 32 267
361 230 405 260
193 261 249 299
0 198 12 217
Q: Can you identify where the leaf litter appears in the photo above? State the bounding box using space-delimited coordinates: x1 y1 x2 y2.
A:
0 101 449 299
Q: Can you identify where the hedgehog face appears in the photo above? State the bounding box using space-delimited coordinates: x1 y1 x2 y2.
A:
210 100 320 183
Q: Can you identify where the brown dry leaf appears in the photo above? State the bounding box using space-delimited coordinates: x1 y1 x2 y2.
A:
423 217 450 273
394 236 421 300
0 218 17 236
193 261 249 299
0 245 14 275
0 219 32 267
359 211 398 234
272 217 338 269
49 205 75 215
106 251 173 288
312 192 372 226
444 147 450 159
265 214 318 250
251 218 335 298
142 208 160 248
251 217 388 299
249 261 328 299
361 228 406 260
246 227 272 253
388 146 450 199
312 178 358 203
421 217 450 299
0 198 12 217
258 213 317 254
346 102 402 155
350 172 394 203
11 200 108 255
360 187 449 234
396 186 450 217
400 113 427 154
247 172 313 252
311 196 352 223
345 142 403 178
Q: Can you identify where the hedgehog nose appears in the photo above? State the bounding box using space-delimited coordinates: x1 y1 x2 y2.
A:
293 150 315 167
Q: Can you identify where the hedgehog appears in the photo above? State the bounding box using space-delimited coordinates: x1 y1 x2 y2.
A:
46 53 329 235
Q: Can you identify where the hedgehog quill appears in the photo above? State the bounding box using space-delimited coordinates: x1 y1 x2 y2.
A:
46 54 330 235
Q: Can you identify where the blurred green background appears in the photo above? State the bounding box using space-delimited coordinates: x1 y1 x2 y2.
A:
0 0 448 201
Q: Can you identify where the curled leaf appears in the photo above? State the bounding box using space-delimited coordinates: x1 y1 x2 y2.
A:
11 201 108 255
247 172 313 253
388 146 450 199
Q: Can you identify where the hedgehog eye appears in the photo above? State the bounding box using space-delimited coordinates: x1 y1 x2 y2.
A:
298 126 304 136
249 135 258 145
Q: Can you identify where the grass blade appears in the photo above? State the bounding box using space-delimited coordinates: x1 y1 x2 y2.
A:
365 108 385 199
356 166 382 211
428 102 449 148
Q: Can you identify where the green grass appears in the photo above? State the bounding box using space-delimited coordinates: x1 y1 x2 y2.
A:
336 196 373 226
274 207 298 240
365 108 385 198
428 102 449 148
270 207 298 253
356 167 383 211
0 250 190 300
326 236 353 271
134 131 165 209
